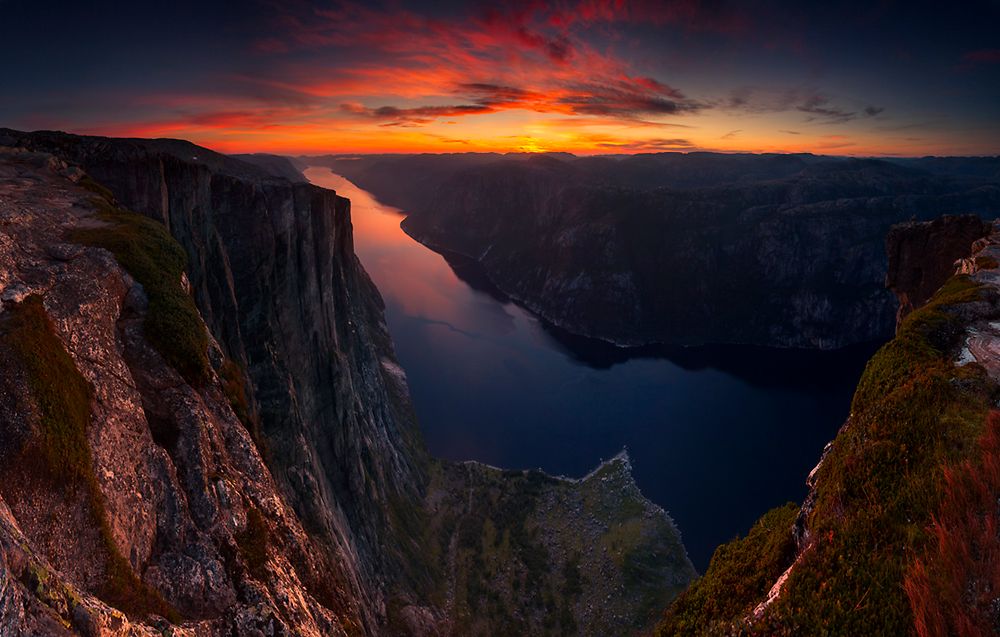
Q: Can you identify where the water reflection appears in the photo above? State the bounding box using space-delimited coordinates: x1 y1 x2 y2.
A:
304 167 878 570
436 248 881 387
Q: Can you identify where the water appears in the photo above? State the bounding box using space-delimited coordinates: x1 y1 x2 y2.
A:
304 167 880 570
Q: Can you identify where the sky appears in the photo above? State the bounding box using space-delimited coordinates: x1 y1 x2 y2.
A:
0 0 998 156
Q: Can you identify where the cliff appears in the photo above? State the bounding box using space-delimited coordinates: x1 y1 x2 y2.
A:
0 147 361 635
322 152 1000 349
886 214 992 326
231 154 309 183
656 218 1000 635
0 131 693 635
0 128 432 631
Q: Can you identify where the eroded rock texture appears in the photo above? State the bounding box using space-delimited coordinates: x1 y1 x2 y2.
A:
0 148 359 635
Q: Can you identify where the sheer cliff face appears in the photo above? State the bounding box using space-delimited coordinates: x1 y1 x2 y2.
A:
0 148 362 636
329 153 1000 349
0 129 430 626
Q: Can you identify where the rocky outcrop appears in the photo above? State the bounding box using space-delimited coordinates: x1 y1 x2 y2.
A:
885 214 992 327
322 153 1000 349
0 131 694 635
0 147 361 635
423 454 695 636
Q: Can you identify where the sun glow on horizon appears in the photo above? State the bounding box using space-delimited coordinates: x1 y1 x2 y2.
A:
3 1 997 157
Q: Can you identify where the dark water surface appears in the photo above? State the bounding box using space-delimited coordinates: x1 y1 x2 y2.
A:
305 167 880 570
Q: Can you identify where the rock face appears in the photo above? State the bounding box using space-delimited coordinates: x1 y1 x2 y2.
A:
0 128 431 630
319 153 1000 349
0 132 694 636
885 214 992 327
0 147 359 635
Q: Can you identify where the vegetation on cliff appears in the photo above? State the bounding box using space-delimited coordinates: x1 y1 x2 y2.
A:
418 456 695 637
905 411 1000 636
657 503 799 636
0 295 178 622
657 272 999 635
0 295 93 481
71 186 210 385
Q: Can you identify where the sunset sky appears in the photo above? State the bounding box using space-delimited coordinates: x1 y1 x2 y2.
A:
1 0 998 156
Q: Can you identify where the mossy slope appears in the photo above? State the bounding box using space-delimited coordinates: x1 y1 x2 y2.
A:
0 295 178 622
70 191 209 385
657 273 998 636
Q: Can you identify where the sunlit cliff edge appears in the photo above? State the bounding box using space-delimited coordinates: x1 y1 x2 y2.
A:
0 131 692 636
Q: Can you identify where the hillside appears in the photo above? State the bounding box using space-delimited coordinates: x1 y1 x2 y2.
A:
657 217 1000 635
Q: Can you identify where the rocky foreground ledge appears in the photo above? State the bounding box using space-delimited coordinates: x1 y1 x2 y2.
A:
0 150 361 635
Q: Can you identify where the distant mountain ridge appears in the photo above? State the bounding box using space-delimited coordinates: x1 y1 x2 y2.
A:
309 151 1000 348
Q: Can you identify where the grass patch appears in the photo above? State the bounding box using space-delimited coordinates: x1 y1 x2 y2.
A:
754 276 994 635
77 174 115 202
904 411 1000 637
0 296 178 622
657 503 798 637
99 521 180 624
219 359 251 425
0 295 93 482
657 272 998 635
70 194 209 385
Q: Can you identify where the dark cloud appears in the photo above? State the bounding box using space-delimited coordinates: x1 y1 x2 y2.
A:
593 137 696 150
559 80 703 118
347 76 705 127
456 83 544 106
341 102 495 125
796 94 858 123
726 88 884 124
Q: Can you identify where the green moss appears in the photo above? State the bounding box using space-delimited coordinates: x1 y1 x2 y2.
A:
0 296 178 623
71 195 209 385
98 520 181 624
0 296 93 482
77 175 116 202
657 503 799 636
657 273 997 635
219 359 250 424
756 277 995 635
660 273 996 636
